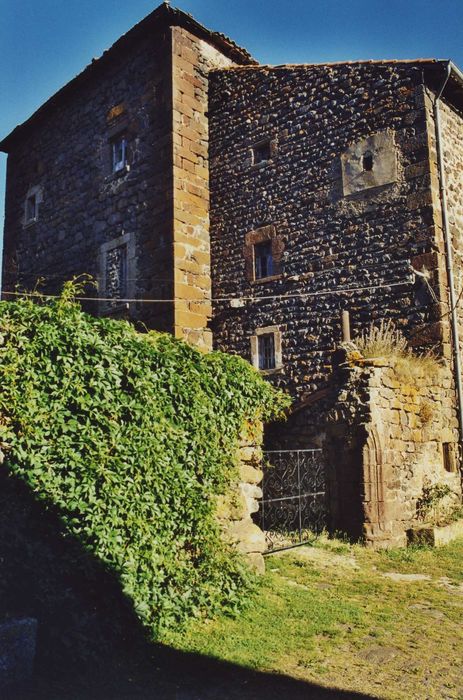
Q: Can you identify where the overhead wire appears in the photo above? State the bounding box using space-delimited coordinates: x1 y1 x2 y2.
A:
1 278 412 305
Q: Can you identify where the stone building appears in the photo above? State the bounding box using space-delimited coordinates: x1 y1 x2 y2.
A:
208 60 463 545
1 4 463 546
0 3 255 351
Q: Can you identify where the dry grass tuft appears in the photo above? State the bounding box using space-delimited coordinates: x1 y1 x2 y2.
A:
348 319 441 378
353 319 408 359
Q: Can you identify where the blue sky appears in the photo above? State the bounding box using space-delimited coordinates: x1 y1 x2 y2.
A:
1 0 463 278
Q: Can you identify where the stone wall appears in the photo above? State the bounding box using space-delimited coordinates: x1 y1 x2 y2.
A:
209 63 442 402
1 10 244 347
217 421 266 573
324 354 462 548
2 27 175 332
425 91 463 364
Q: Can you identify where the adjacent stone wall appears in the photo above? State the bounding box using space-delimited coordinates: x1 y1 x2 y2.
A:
425 91 463 364
217 421 266 573
324 355 462 548
209 63 442 401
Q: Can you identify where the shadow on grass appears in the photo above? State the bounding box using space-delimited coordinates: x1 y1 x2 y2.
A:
0 472 376 700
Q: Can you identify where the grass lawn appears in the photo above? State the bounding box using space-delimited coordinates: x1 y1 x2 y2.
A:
166 536 463 700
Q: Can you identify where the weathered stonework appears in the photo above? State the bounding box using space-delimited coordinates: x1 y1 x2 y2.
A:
209 62 448 400
0 5 254 344
2 20 175 331
217 421 266 573
2 7 463 550
171 26 235 350
341 129 398 196
324 355 462 548
0 618 37 690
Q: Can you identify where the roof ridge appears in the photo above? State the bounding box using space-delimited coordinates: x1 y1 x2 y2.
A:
215 58 444 72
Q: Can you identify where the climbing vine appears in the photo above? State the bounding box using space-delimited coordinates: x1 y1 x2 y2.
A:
0 285 289 637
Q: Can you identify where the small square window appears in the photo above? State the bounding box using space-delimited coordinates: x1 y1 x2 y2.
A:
258 333 276 370
252 140 271 165
25 194 38 223
254 241 273 279
111 135 127 173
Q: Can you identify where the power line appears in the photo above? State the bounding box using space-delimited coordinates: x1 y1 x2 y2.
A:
1 279 411 305
11 256 410 284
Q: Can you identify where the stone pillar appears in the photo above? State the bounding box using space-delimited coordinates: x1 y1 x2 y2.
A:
171 26 234 351
217 421 266 573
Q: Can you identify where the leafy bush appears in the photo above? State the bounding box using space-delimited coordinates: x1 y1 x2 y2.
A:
416 482 459 526
0 286 289 637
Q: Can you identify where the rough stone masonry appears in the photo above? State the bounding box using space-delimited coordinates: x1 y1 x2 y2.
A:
1 5 463 547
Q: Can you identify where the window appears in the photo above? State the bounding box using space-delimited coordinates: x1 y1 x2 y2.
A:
442 443 456 473
254 241 273 279
25 194 38 223
362 151 373 172
250 326 282 373
244 224 284 282
23 186 43 226
111 134 127 173
98 232 136 315
258 334 276 370
252 139 271 165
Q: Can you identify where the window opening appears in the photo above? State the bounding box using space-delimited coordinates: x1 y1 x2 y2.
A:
105 244 127 301
25 193 38 222
362 151 374 172
258 333 276 370
112 135 127 173
253 140 271 165
254 241 273 279
442 443 455 473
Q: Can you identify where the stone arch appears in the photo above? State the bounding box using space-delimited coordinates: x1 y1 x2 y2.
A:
362 425 388 536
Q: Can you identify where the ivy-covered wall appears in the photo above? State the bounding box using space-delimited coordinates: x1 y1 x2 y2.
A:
0 289 288 644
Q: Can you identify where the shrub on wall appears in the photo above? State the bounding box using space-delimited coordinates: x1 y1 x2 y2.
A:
0 285 289 637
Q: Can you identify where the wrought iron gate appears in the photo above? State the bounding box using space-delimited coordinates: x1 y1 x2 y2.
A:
255 448 327 553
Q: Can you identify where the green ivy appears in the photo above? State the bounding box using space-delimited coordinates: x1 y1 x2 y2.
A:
0 287 289 637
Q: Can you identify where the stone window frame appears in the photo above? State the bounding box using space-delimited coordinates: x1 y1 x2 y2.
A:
23 185 43 227
250 137 278 169
98 232 136 316
244 225 284 284
250 325 283 375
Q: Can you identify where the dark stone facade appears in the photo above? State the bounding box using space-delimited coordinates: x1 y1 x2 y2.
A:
208 62 449 401
2 27 174 331
1 4 253 343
